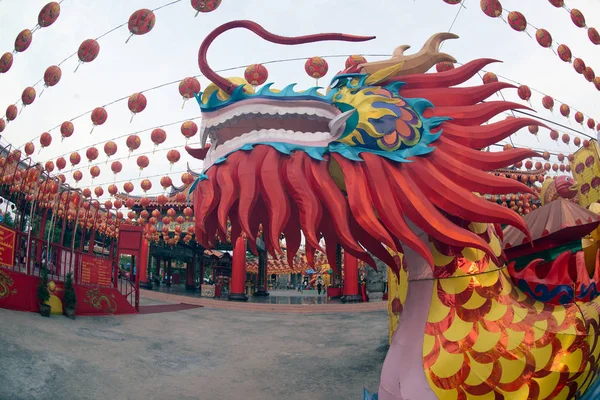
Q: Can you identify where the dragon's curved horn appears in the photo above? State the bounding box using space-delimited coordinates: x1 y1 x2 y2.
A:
361 32 459 77
198 20 376 94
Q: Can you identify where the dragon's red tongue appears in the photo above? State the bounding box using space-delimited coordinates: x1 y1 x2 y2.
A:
185 144 211 160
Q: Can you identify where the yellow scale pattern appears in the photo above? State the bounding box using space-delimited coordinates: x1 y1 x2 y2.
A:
423 223 600 400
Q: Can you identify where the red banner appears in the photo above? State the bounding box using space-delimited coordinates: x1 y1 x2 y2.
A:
0 225 16 268
80 254 112 287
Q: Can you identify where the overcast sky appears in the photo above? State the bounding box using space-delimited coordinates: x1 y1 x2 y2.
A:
0 0 599 202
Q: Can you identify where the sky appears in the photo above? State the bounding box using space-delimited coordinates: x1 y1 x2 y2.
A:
0 0 599 203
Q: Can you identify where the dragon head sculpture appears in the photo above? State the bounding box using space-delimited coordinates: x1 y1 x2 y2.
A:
187 20 544 275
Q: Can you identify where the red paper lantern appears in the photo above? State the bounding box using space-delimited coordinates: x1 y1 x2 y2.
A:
6 104 18 121
45 161 54 173
178 77 201 107
595 77 600 90
90 107 107 134
480 0 502 17
127 9 155 42
157 195 168 206
104 141 118 158
575 111 584 124
557 44 572 62
140 179 152 192
123 182 134 193
108 184 118 196
114 200 123 209
191 0 221 16
558 153 565 162
77 39 100 68
435 61 455 72
167 149 181 165
345 55 367 69
105 200 113 210
562 134 570 145
160 176 172 190
482 72 498 84
588 118 596 129
584 140 591 148
73 170 83 183
559 164 566 172
525 160 533 170
137 155 150 171
535 161 543 170
550 130 559 141
90 166 101 179
70 152 81 166
568 154 575 162
552 164 559 172
574 137 582 147
24 142 35 156
244 64 269 86
573 58 586 74
542 96 554 111
559 104 570 117
0 53 13 73
0 119 5 133
38 2 60 27
128 92 147 120
21 87 36 105
570 9 586 28
584 67 595 82
126 134 141 152
588 28 600 45
15 29 33 53
181 121 198 140
56 157 66 170
528 125 539 135
305 57 329 80
181 172 194 185
535 29 553 48
549 0 563 7
86 147 98 162
544 163 551 171
40 132 52 148
94 186 104 198
111 161 122 175
507 11 527 32
151 128 167 150
59 121 74 141
543 151 551 160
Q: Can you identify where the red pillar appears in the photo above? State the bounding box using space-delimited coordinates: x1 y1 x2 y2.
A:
186 255 196 290
138 237 151 289
228 235 248 301
342 251 361 303
35 209 49 263
88 230 96 254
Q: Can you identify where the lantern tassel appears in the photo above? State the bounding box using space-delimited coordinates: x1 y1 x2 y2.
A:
90 125 95 135
125 33 134 44
19 106 24 115
194 10 200 17
74 61 82 73
153 145 157 154
128 151 132 159
130 113 135 123
181 99 187 109
39 88 45 98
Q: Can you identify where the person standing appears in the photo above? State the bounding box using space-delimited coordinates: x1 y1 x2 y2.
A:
317 281 323 296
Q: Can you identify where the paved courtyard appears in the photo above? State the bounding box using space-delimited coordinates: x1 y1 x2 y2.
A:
0 296 388 400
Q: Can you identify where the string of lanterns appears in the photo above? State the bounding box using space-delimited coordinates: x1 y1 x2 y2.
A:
545 1 599 47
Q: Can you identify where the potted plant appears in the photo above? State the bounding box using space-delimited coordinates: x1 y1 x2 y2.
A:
37 265 51 317
63 272 77 320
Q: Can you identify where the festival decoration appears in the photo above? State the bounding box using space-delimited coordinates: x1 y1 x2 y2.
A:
588 118 596 130
72 170 82 184
181 172 194 185
76 39 100 72
123 182 134 194
86 146 99 163
21 87 36 108
191 0 221 16
535 28 552 48
136 155 149 175
345 55 367 70
507 11 527 32
589 28 600 45
108 184 118 196
0 52 13 73
126 134 141 155
44 161 54 173
480 0 502 18
24 142 35 156
90 107 107 134
69 152 81 166
166 149 180 169
482 71 497 84
111 161 122 176
127 92 147 122
517 85 531 101
60 121 74 141
557 44 572 62
542 95 554 111
150 128 166 152
181 121 198 142
6 104 18 122
575 111 585 124
574 137 582 147
187 22 600 398
559 103 570 117
570 9 586 28
94 186 103 198
549 130 559 142
561 133 570 145
38 2 60 28
0 119 6 133
160 176 172 191
244 64 268 88
15 29 33 53
304 56 328 85
140 179 152 193
574 58 586 74
39 132 52 149
90 166 100 181
435 61 454 72
103 141 117 160
178 77 201 108
126 9 155 43
56 157 66 170
528 125 538 136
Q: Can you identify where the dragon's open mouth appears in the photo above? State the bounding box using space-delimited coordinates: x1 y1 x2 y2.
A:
187 99 355 171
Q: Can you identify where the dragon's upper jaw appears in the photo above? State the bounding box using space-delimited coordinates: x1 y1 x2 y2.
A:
188 98 354 171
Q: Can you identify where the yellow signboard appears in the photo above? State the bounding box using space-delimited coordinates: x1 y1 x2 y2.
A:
570 139 600 207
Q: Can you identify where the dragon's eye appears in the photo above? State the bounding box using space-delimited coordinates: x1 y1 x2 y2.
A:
329 77 344 89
